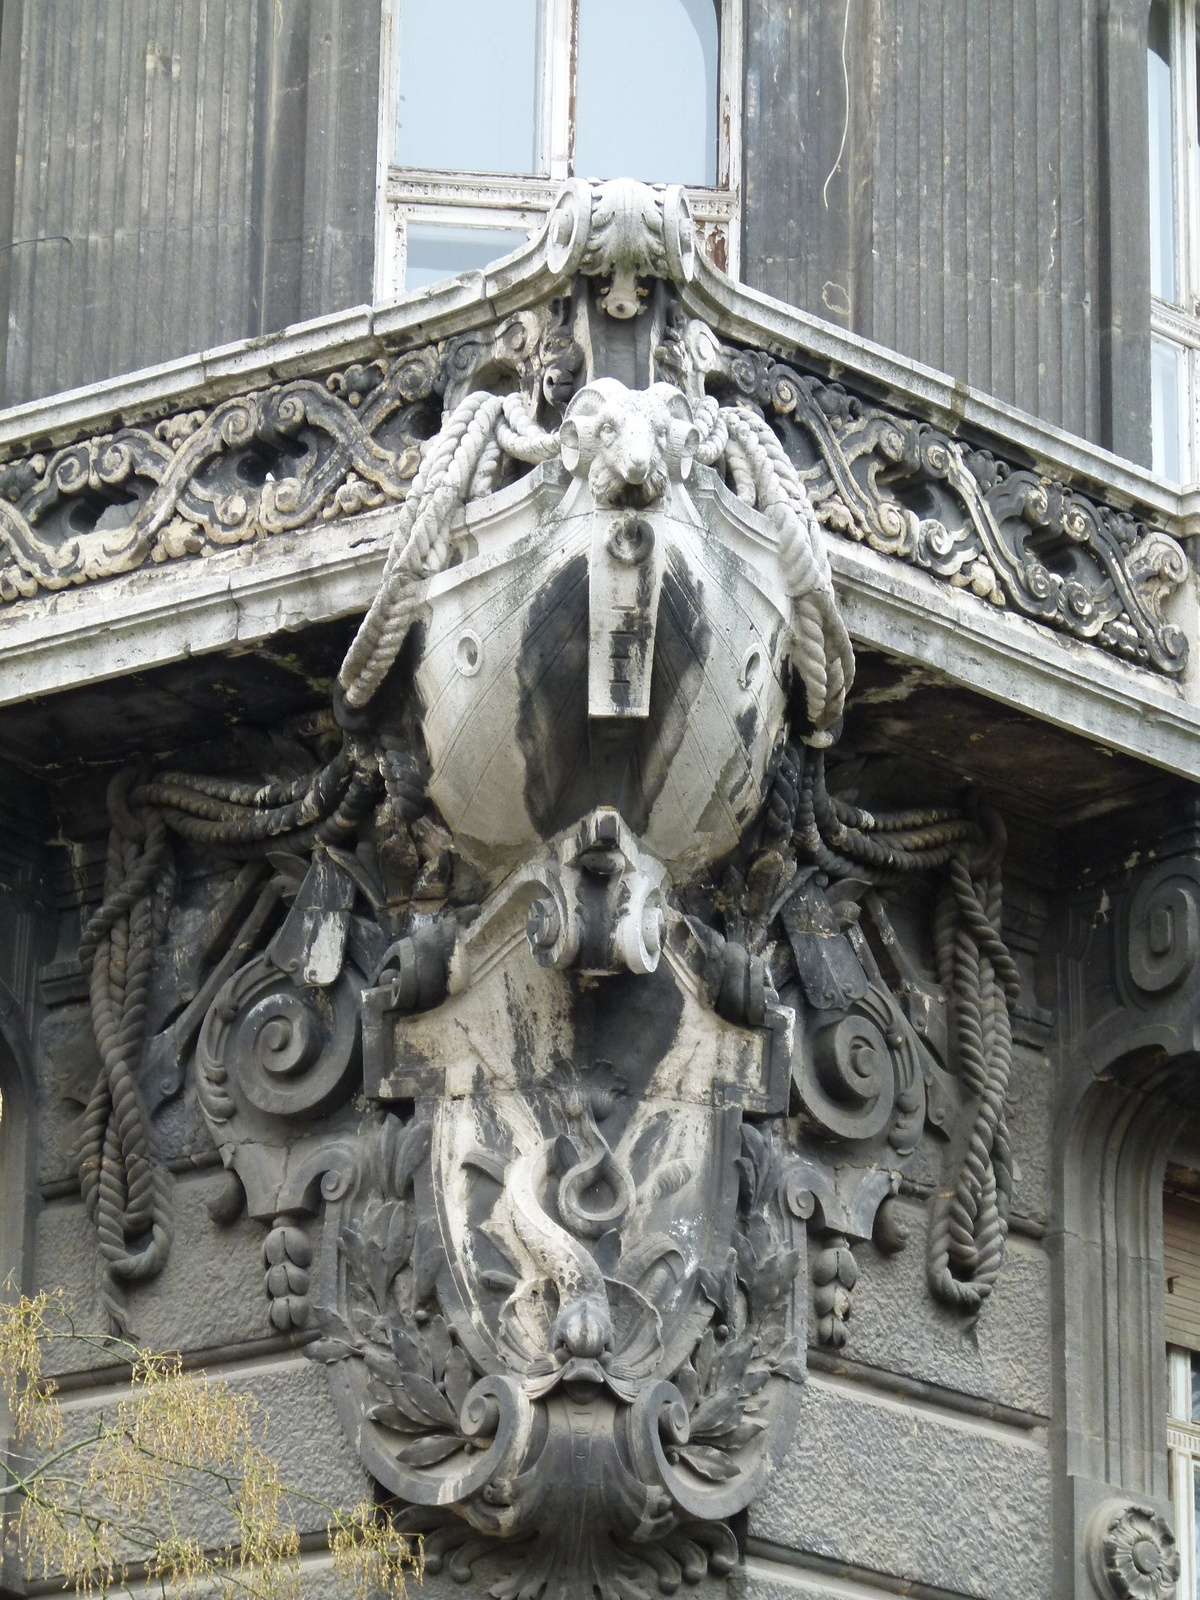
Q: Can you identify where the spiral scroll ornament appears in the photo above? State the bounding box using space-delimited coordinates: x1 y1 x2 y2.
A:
197 953 362 1123
1125 862 1200 998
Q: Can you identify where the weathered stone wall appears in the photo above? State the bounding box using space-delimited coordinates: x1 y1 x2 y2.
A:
0 0 379 408
742 0 1151 464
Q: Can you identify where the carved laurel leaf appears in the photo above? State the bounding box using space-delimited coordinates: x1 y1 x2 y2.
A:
770 1335 805 1383
367 1401 423 1432
362 1200 411 1307
688 1392 742 1439
424 1314 453 1381
393 1121 433 1196
674 1362 700 1410
396 1432 469 1467
413 1217 445 1304
694 1328 717 1389
677 1444 739 1482
727 1417 768 1448
306 1337 356 1363
395 1371 459 1430
442 1345 474 1415
389 1326 434 1381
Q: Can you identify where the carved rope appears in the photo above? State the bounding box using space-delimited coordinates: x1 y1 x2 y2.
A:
710 345 1188 675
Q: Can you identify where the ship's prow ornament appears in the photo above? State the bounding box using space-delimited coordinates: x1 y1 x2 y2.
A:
78 180 1022 1598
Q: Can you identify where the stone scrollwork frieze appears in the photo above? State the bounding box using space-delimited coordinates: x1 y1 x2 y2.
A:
0 176 1185 685
677 338 1189 674
68 180 1038 1597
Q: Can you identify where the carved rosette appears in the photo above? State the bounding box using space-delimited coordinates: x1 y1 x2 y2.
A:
1088 1504 1181 1600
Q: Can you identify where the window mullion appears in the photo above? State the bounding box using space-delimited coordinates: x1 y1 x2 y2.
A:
543 0 573 180
1173 1 1191 307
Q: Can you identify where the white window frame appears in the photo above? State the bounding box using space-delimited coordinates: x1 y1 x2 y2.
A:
373 0 743 303
1151 0 1200 483
1168 1346 1198 1599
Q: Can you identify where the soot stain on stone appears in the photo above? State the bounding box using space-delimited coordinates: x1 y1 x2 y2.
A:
514 549 711 839
570 964 684 1110
632 554 712 817
515 554 589 838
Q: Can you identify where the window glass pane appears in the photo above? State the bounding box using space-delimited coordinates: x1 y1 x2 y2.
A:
1193 1460 1200 1600
1152 335 1184 482
404 223 529 291
574 0 718 185
396 0 539 175
1192 1351 1200 1422
1149 0 1177 302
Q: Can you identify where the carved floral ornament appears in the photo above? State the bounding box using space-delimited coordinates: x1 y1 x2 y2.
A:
69 181 1044 1598
1088 1503 1181 1600
0 176 1186 677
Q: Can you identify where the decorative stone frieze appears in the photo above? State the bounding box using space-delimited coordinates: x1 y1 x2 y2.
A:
0 178 1187 683
694 343 1189 674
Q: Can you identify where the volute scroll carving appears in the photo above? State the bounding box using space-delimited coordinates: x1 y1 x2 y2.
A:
69 181 1027 1595
1124 858 1200 1001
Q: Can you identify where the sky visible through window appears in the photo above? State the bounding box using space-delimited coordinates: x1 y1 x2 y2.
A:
396 0 539 173
394 0 718 186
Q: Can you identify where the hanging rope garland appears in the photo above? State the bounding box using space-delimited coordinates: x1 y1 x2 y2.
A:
792 748 1020 1309
77 771 175 1334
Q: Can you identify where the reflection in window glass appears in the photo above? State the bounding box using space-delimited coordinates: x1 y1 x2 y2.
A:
574 0 718 185
1152 335 1184 482
405 224 528 291
1149 0 1177 302
396 0 539 175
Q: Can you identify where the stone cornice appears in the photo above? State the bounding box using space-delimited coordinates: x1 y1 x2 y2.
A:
3 512 1197 796
0 187 1180 530
0 178 1190 728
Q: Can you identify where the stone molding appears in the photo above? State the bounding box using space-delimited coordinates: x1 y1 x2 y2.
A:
0 178 1187 683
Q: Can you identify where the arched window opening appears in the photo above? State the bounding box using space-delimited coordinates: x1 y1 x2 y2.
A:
378 0 740 296
1165 1162 1200 1598
1146 0 1200 483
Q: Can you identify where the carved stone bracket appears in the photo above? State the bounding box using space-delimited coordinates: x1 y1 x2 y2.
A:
66 180 1035 1598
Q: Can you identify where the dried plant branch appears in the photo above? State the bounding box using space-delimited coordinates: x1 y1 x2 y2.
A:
0 1290 421 1600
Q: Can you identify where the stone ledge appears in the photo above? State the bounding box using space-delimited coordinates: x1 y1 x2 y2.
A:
0 503 1193 787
